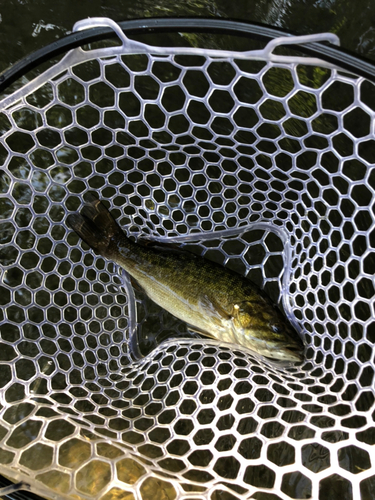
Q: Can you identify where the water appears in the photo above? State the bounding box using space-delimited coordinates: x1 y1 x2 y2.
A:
0 0 375 76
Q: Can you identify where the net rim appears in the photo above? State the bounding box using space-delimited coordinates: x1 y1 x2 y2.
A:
1 16 375 95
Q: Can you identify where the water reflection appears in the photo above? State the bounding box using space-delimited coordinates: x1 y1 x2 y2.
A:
0 0 375 79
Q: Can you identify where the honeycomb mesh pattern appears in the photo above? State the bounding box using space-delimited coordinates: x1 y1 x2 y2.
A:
0 21 375 500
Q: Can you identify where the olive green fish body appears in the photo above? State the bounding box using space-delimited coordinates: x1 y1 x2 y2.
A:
67 198 304 362
111 239 254 338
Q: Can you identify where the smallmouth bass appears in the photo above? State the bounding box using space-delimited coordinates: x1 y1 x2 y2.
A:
67 197 304 362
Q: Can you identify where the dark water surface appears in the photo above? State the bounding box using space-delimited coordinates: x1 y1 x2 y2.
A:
0 0 375 73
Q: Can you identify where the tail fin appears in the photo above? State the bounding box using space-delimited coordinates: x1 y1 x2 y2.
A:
67 195 123 257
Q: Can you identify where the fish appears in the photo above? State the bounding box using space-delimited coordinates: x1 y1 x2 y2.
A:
67 197 304 362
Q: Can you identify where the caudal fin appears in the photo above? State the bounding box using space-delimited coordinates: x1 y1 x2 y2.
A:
67 195 123 257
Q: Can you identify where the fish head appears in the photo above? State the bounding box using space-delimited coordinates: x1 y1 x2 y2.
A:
231 301 304 362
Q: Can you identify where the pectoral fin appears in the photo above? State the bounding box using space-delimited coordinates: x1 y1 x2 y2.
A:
199 294 232 322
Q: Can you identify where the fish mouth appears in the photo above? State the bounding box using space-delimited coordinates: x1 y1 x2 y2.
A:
231 325 304 363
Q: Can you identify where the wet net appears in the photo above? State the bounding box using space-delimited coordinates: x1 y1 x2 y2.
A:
0 17 374 500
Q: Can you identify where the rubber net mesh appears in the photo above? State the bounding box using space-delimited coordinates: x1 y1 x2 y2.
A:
0 22 374 500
